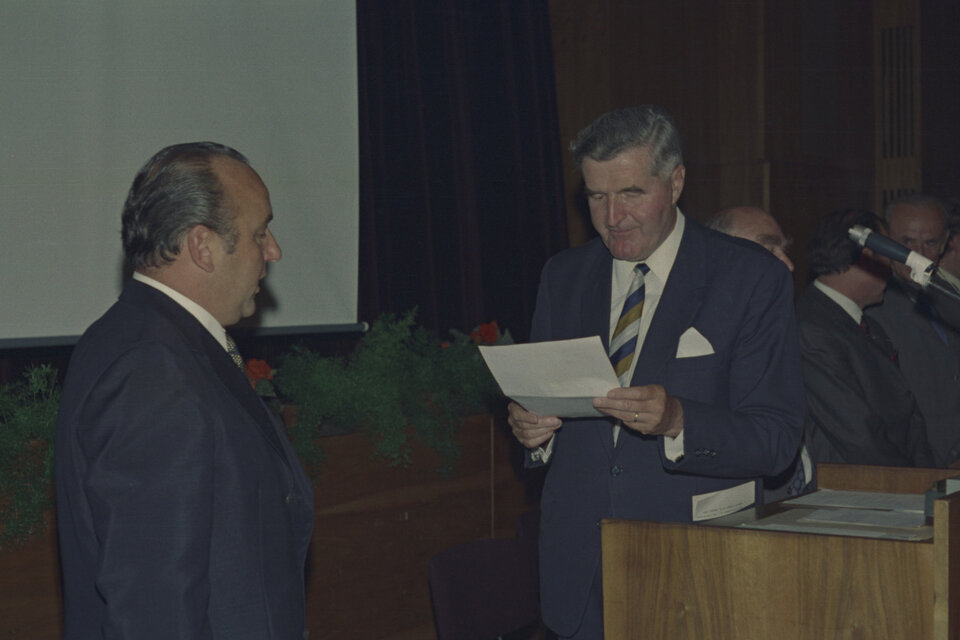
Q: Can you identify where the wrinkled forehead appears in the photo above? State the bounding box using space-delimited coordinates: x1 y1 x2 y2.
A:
888 204 946 236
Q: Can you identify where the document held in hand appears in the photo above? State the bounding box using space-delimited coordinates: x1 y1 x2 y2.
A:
478 336 620 418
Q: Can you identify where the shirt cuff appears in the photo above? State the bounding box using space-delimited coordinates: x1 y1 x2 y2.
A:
664 429 684 462
530 433 556 463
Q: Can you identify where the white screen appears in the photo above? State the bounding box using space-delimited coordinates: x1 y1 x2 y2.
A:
0 1 359 345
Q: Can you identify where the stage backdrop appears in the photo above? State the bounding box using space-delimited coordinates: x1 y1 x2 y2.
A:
0 0 359 346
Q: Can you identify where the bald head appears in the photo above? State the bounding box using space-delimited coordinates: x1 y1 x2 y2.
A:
707 206 794 272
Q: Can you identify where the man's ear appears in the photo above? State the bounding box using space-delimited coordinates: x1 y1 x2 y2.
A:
186 225 217 273
949 233 960 254
670 164 686 205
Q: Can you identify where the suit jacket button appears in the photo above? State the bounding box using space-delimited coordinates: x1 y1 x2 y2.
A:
285 493 295 504
610 465 622 476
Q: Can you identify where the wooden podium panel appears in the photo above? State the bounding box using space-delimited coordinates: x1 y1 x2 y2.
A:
602 465 960 640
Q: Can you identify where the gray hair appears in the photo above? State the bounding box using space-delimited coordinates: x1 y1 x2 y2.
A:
121 141 250 271
570 105 683 177
883 193 946 224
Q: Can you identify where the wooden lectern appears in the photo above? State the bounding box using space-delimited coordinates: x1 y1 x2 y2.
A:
601 464 960 640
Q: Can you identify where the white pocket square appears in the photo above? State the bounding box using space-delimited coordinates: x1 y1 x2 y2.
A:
676 327 714 358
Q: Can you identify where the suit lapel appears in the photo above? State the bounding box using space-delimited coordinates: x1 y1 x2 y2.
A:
122 281 290 464
577 244 617 457
631 222 707 387
581 244 614 351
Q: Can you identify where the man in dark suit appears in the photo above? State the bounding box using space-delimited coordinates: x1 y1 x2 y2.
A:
507 106 805 639
865 195 960 467
797 208 935 471
55 142 314 639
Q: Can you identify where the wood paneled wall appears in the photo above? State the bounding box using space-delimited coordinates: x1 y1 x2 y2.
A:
548 0 958 287
548 0 767 244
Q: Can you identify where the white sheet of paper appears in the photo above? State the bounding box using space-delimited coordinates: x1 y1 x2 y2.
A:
691 480 756 521
478 336 620 418
786 489 926 513
798 508 927 529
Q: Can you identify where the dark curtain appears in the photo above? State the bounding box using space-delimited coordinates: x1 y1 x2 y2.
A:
357 0 568 341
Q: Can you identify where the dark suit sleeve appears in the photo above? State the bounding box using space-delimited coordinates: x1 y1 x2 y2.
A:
667 263 805 478
799 323 928 466
77 342 216 639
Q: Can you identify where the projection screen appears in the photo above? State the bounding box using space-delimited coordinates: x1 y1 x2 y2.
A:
0 1 359 347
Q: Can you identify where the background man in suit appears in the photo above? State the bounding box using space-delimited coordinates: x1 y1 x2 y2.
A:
866 195 960 467
797 208 934 471
705 205 794 272
55 142 315 639
507 106 805 639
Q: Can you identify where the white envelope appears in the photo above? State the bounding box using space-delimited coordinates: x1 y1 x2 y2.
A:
676 327 714 358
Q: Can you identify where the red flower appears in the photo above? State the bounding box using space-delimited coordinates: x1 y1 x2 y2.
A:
470 321 500 345
246 358 274 388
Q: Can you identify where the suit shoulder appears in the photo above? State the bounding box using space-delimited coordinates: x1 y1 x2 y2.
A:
695 222 785 271
795 287 853 343
542 237 606 269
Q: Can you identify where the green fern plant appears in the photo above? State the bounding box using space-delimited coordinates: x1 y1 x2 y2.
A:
274 309 503 475
0 365 60 548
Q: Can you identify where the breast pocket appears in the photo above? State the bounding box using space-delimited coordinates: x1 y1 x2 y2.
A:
666 354 726 404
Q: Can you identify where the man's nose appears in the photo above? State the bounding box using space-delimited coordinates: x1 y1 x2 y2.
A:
264 230 282 262
604 197 625 226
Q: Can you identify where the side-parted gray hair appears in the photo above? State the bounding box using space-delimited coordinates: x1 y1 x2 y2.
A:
570 105 683 177
121 141 250 271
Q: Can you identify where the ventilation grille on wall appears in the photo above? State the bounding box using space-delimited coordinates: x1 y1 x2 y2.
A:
875 13 921 212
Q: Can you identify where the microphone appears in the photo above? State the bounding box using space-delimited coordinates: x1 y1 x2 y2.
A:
848 225 934 287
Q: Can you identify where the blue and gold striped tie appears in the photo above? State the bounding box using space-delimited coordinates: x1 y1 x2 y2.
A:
609 263 650 386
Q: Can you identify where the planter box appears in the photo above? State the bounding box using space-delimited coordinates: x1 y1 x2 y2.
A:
0 414 540 639
304 413 539 639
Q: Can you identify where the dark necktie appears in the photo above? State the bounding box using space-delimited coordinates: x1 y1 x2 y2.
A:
860 316 899 366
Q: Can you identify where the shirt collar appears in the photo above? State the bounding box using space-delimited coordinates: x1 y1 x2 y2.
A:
814 279 863 324
132 271 229 350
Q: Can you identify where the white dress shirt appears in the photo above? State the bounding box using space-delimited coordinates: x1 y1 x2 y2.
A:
132 272 230 351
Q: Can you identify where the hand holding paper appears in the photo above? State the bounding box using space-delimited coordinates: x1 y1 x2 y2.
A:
479 336 620 418
507 402 562 448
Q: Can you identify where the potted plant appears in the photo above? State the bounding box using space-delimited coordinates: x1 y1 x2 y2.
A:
273 309 510 474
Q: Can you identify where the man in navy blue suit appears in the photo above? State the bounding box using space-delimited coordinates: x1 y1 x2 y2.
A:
56 143 314 639
507 106 805 638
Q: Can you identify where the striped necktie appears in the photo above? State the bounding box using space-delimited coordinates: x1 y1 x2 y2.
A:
225 333 245 372
609 263 650 386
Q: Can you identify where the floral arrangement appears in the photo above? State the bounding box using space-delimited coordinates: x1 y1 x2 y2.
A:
446 320 513 349
245 358 277 399
274 310 509 474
